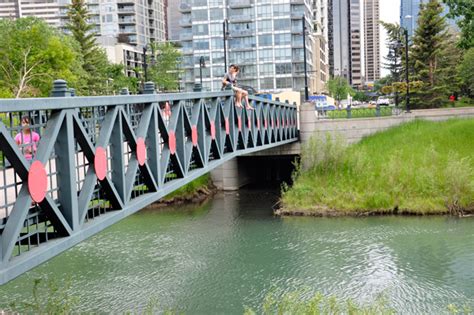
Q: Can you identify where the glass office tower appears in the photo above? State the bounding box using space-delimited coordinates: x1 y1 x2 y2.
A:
179 0 328 94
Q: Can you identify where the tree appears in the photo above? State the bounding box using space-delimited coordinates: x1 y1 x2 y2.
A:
66 0 109 95
106 64 139 94
326 76 353 108
0 18 84 98
381 22 403 83
352 91 369 102
148 43 182 92
443 0 474 48
457 47 474 97
410 0 454 108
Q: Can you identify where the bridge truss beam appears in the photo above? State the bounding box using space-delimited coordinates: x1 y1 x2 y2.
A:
0 83 298 284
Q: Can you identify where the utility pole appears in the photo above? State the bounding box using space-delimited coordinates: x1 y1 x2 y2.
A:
404 28 410 113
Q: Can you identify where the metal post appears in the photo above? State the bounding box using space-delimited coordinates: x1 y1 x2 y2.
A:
404 28 410 113
302 16 309 101
143 46 148 83
223 19 228 71
199 56 204 86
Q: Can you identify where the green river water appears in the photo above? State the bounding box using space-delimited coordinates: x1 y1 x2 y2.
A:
0 189 473 314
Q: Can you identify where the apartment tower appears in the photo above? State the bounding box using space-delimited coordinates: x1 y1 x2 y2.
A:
179 0 328 94
364 0 380 83
329 0 363 87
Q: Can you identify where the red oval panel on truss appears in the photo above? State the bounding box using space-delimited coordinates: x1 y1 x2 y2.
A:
168 132 176 155
28 161 47 203
136 137 147 165
94 146 107 181
210 121 216 140
237 117 242 131
191 126 198 146
225 118 230 135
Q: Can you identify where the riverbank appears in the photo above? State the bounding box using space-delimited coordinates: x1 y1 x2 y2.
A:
149 174 216 208
280 119 474 216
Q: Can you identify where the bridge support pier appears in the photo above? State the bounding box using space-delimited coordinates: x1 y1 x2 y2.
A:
211 158 251 191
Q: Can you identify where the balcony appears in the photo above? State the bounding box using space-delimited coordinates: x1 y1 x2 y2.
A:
180 32 193 41
290 0 304 4
182 47 194 55
179 17 192 27
179 3 191 12
229 0 252 8
117 0 134 3
228 14 253 23
290 13 304 19
118 17 136 24
119 27 136 34
118 7 135 14
229 29 254 37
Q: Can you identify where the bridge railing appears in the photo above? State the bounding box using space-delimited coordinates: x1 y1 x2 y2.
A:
0 80 298 284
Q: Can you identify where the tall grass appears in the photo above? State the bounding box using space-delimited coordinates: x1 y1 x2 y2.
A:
282 119 474 215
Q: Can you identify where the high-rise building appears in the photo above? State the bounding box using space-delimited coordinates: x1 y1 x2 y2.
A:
0 0 167 48
167 0 181 41
329 0 363 87
364 0 380 83
401 0 458 37
179 0 329 94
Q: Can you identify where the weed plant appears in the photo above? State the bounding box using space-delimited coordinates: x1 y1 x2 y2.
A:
282 119 474 215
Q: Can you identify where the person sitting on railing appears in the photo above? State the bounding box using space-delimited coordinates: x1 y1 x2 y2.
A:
14 116 40 162
222 64 254 110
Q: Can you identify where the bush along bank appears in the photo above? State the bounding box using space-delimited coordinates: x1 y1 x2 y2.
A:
152 174 216 207
279 119 474 216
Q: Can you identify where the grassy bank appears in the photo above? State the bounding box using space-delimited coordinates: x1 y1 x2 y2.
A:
160 173 214 203
281 119 474 215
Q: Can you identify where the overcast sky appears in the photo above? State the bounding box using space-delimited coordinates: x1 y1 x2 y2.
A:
379 0 401 76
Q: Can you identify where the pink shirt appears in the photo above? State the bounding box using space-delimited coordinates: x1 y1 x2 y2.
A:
15 131 40 160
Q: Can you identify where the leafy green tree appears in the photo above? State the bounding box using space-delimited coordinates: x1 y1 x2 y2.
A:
442 0 474 48
66 0 109 95
0 17 84 98
148 43 182 92
457 47 474 96
410 0 457 108
106 64 139 94
352 91 369 102
327 76 353 108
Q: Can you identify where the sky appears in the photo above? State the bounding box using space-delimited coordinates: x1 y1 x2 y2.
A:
379 0 401 76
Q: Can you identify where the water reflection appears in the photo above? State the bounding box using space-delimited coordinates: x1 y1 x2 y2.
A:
0 189 472 314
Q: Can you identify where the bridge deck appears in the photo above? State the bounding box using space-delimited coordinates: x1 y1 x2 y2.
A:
0 89 298 284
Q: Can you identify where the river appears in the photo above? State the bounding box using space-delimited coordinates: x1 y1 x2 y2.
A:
0 189 473 314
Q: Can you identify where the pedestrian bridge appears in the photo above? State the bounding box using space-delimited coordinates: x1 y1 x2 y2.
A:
0 81 298 284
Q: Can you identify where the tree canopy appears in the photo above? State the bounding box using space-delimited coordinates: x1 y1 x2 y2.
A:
148 43 182 92
0 17 84 98
442 0 474 48
327 76 353 106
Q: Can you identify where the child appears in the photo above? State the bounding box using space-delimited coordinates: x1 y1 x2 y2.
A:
15 116 40 161
222 64 254 110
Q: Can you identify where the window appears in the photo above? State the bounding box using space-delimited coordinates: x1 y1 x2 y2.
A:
274 19 290 31
193 24 209 36
258 34 273 46
275 63 291 74
257 20 272 32
192 9 208 21
259 49 273 62
274 33 290 45
276 77 292 89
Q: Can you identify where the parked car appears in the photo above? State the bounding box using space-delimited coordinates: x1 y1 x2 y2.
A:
376 97 390 106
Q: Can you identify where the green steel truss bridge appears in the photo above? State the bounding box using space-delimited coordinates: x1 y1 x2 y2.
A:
0 81 298 284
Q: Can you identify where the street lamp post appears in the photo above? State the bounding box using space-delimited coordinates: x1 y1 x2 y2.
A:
403 15 412 113
143 46 148 82
199 56 205 86
302 16 309 101
223 19 229 71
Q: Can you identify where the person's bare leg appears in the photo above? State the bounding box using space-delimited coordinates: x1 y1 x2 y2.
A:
235 91 243 108
244 91 254 110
